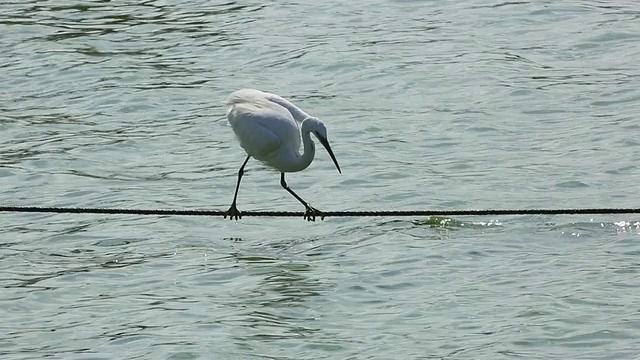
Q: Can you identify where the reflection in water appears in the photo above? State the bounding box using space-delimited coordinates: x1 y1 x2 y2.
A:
227 253 327 344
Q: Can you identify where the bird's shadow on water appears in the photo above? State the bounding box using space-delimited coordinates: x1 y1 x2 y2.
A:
207 237 340 351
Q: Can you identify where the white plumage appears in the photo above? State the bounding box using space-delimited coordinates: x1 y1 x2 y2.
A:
224 89 341 221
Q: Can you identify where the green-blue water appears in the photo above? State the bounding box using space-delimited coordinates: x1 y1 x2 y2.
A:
2 1 640 358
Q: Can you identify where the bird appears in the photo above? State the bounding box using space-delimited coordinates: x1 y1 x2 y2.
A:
224 89 341 222
224 89 342 221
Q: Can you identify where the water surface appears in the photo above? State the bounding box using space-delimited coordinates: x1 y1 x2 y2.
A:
1 0 640 359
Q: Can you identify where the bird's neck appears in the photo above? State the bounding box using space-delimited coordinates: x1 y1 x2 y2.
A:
263 92 310 122
289 129 315 172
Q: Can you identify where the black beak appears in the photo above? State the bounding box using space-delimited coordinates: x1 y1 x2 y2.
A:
317 136 341 174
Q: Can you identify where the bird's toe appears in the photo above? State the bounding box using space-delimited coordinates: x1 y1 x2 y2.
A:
224 204 242 220
304 206 322 222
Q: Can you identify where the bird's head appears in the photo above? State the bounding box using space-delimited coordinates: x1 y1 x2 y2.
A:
302 117 341 174
303 117 328 140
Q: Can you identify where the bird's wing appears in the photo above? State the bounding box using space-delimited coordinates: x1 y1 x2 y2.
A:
228 101 300 157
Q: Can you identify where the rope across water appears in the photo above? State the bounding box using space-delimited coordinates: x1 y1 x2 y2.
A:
1 206 638 217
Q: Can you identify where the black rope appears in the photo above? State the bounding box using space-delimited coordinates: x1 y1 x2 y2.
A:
1 206 639 217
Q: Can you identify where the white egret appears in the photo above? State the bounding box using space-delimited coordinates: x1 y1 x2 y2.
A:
224 89 341 221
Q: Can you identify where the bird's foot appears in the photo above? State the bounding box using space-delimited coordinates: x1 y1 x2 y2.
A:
224 203 242 220
303 206 324 222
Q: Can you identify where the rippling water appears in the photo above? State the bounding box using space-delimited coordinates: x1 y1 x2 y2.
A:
2 1 640 359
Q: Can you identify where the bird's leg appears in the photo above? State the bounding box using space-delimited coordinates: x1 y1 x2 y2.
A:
225 155 251 220
280 173 323 222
